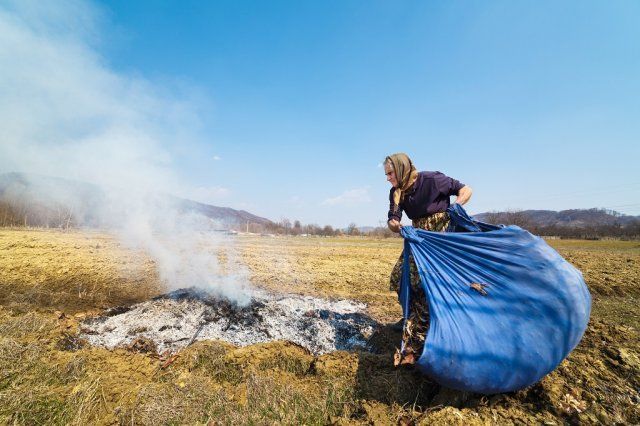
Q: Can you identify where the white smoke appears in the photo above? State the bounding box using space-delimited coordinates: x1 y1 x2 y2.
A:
0 0 252 305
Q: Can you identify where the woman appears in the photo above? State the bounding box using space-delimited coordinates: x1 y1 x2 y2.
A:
384 153 472 366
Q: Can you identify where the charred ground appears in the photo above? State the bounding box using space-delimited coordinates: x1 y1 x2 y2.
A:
0 229 638 424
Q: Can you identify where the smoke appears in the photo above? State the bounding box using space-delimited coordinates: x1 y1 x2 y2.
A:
0 0 252 305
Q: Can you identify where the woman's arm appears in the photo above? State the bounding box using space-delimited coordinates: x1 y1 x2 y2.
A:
454 185 472 205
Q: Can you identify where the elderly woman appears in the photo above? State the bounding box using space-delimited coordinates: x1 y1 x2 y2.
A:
384 153 472 365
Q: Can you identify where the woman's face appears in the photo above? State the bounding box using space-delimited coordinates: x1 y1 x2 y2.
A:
384 162 398 188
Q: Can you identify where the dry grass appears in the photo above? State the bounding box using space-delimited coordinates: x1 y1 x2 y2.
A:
0 228 159 314
0 228 638 424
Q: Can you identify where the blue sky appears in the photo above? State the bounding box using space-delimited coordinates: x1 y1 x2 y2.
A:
2 1 639 227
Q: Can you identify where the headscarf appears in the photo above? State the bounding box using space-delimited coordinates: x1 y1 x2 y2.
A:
385 152 419 209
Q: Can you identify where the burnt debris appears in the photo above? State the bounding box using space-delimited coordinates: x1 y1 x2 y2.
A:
81 287 379 355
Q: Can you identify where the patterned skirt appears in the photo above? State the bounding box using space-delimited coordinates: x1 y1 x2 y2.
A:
390 211 451 366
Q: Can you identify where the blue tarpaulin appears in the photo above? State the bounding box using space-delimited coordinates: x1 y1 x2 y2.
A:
398 204 591 394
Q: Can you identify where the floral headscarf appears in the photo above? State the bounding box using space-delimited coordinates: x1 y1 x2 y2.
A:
385 152 419 209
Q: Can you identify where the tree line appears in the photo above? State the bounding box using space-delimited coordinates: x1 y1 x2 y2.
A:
3 198 637 239
0 199 398 237
232 218 397 238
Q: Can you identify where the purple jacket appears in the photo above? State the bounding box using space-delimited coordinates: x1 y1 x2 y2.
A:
388 171 464 221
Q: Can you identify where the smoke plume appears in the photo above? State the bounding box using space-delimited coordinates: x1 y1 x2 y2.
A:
0 0 252 305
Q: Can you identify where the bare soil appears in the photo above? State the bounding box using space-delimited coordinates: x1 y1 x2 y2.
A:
0 228 638 424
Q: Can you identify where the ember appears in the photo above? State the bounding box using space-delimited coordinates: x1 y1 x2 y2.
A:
81 287 379 355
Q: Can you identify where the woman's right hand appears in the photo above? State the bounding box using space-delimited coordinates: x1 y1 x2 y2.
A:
387 219 402 233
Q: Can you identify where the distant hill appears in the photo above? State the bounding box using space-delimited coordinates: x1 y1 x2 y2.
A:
353 208 640 239
472 208 640 238
473 209 639 228
0 172 271 228
172 197 271 226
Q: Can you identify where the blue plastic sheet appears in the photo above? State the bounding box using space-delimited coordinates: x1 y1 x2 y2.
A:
398 204 591 394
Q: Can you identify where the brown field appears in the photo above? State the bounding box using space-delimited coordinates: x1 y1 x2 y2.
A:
0 228 638 424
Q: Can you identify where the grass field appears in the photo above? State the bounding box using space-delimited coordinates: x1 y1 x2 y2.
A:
0 228 638 424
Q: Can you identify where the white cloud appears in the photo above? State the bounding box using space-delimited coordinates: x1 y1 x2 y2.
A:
213 155 221 161
321 187 372 206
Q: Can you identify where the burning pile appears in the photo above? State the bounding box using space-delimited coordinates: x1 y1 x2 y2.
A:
80 287 379 355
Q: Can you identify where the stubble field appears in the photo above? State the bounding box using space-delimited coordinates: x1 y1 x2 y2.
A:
0 228 638 424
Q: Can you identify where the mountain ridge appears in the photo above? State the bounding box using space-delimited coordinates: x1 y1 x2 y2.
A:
0 172 272 228
473 208 639 228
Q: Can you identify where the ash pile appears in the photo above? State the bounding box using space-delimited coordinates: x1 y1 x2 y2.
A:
80 287 379 355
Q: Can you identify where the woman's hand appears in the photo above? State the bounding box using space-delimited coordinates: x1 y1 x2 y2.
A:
387 219 402 233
